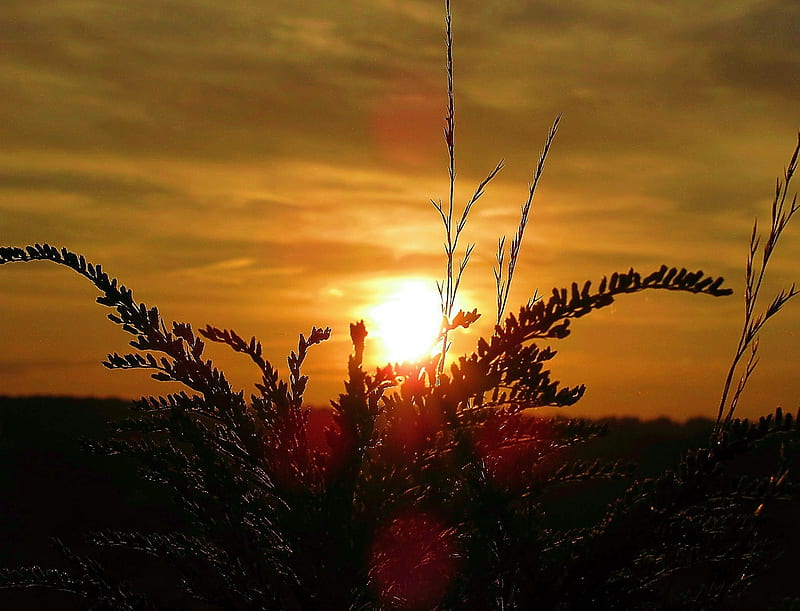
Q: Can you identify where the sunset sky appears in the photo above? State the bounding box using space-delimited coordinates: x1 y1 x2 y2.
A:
1 0 798 420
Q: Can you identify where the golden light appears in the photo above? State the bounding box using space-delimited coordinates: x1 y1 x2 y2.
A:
367 279 442 363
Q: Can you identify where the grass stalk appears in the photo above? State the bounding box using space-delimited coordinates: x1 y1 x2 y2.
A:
433 0 504 374
714 133 800 437
494 114 560 325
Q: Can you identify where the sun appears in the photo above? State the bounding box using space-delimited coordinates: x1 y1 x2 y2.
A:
367 280 442 363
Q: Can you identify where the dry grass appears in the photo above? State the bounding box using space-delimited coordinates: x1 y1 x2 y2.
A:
0 1 799 609
432 0 562 374
715 134 800 436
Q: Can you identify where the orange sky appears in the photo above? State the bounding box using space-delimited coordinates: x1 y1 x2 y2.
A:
1 0 798 420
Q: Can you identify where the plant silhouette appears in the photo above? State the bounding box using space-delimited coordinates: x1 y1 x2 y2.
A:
1 1 799 609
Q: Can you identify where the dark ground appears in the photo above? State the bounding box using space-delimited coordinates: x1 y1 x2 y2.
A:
0 396 796 609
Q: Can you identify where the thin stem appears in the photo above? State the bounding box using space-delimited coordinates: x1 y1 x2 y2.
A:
437 0 456 377
495 114 561 325
714 132 800 436
444 0 456 320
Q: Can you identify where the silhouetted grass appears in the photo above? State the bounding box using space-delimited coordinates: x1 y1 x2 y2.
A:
0 1 799 609
714 140 800 434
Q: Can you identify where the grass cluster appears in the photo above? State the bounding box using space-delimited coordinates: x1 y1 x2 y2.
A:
1 1 799 609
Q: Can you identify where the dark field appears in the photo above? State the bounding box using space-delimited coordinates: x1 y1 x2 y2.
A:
1 395 797 608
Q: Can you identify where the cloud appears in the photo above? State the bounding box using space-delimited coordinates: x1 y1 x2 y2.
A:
690 0 799 100
0 169 172 201
153 236 442 283
0 0 439 163
0 357 99 374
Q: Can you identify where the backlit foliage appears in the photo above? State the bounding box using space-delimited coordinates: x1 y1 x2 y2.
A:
1 0 799 607
1 239 798 609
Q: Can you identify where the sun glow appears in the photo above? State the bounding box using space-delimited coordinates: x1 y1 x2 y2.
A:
368 280 442 363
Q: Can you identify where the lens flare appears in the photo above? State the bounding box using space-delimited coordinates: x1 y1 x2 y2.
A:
368 511 458 610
